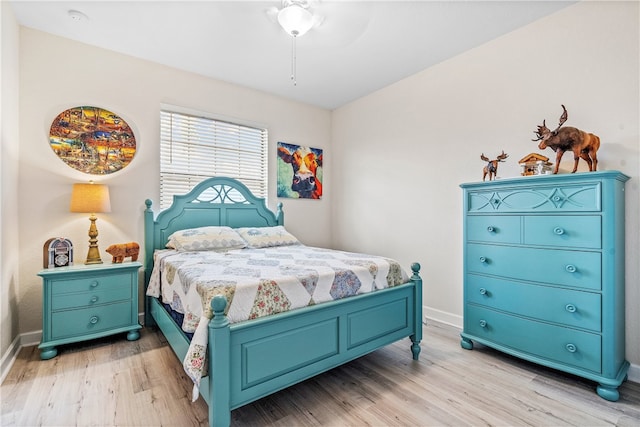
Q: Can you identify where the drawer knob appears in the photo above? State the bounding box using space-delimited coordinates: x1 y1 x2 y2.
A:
90 296 99 303
487 226 495 233
90 280 99 288
565 264 577 273
479 320 487 328
479 288 487 295
553 227 565 235
565 303 577 313
566 343 577 353
479 256 487 264
89 316 99 325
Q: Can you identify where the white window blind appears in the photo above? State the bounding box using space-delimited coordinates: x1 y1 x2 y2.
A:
160 109 268 209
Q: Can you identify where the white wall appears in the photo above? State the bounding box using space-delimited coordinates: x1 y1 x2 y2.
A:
1 1 21 371
332 1 640 365
17 28 332 334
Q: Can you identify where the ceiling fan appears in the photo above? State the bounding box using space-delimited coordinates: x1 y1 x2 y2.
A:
267 0 324 37
266 0 323 85
266 1 373 85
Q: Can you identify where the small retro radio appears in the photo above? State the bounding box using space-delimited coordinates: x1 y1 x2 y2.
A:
43 238 74 268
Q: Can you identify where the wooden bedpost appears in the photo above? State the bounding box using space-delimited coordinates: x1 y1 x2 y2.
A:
276 202 284 225
209 295 231 427
410 263 423 360
144 199 156 327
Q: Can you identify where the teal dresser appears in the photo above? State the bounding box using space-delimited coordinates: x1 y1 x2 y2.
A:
38 262 142 360
460 171 629 401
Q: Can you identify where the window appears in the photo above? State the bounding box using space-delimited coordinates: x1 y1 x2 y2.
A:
160 106 268 209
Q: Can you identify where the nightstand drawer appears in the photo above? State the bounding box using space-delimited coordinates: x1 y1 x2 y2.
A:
465 305 601 373
52 286 131 310
467 216 520 244
466 274 601 331
524 216 601 249
467 243 601 290
50 273 131 295
51 301 132 339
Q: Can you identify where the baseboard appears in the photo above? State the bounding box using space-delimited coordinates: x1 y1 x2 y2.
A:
628 362 640 383
0 328 40 384
0 334 21 384
424 305 463 328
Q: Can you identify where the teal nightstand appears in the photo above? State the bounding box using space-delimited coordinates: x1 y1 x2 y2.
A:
38 261 142 360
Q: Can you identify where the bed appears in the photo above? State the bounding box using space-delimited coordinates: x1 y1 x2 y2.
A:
143 176 423 427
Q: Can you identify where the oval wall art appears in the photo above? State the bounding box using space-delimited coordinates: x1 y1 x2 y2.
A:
49 106 136 175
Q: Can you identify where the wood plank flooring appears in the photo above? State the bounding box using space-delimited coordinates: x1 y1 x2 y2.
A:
2 321 639 426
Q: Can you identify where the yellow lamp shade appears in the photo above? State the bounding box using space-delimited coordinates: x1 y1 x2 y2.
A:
70 183 111 213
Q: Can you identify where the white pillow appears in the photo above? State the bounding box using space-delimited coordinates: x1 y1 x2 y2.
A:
235 226 300 248
167 226 247 252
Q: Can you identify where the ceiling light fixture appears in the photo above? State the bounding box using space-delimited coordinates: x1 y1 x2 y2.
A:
278 1 313 37
277 0 314 86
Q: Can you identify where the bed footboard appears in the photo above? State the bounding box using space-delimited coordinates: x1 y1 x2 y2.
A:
207 263 423 427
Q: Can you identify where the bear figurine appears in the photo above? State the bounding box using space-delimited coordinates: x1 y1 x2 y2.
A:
106 242 139 263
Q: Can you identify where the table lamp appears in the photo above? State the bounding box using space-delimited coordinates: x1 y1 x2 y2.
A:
70 182 111 264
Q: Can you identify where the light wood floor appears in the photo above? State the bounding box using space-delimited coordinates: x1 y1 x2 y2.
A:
2 321 639 426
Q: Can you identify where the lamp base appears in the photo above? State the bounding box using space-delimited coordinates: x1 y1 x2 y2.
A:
84 256 103 265
84 214 104 265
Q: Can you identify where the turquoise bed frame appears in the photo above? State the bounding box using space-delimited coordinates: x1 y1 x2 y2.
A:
144 177 423 427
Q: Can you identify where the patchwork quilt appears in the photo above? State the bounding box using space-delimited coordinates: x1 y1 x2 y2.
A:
146 245 408 400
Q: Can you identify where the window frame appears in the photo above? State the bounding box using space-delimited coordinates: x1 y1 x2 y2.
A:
159 104 268 209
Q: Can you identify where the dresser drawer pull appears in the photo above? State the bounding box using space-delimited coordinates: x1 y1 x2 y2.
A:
565 343 577 353
479 320 487 328
479 256 487 264
553 227 565 235
90 280 99 288
90 296 99 304
89 316 99 325
565 304 577 313
486 226 495 233
565 264 577 273
479 288 487 295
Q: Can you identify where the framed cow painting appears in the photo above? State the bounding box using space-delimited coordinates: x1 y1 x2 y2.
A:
277 142 323 199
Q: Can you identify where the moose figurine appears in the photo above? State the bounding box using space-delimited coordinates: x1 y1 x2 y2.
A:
532 105 600 174
481 151 509 181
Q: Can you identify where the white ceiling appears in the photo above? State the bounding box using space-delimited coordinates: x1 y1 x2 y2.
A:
10 1 574 110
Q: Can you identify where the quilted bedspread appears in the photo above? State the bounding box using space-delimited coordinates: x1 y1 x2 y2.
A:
147 244 408 400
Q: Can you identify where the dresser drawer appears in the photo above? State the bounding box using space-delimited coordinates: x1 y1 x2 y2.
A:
51 301 132 340
466 183 600 213
524 216 601 249
466 274 601 332
52 286 131 310
50 273 131 295
467 243 601 290
466 216 520 244
465 305 601 373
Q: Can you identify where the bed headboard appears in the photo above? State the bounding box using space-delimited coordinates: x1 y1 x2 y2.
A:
143 176 283 284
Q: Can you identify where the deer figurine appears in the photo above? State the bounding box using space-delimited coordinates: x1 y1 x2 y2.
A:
532 105 600 174
481 151 508 181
